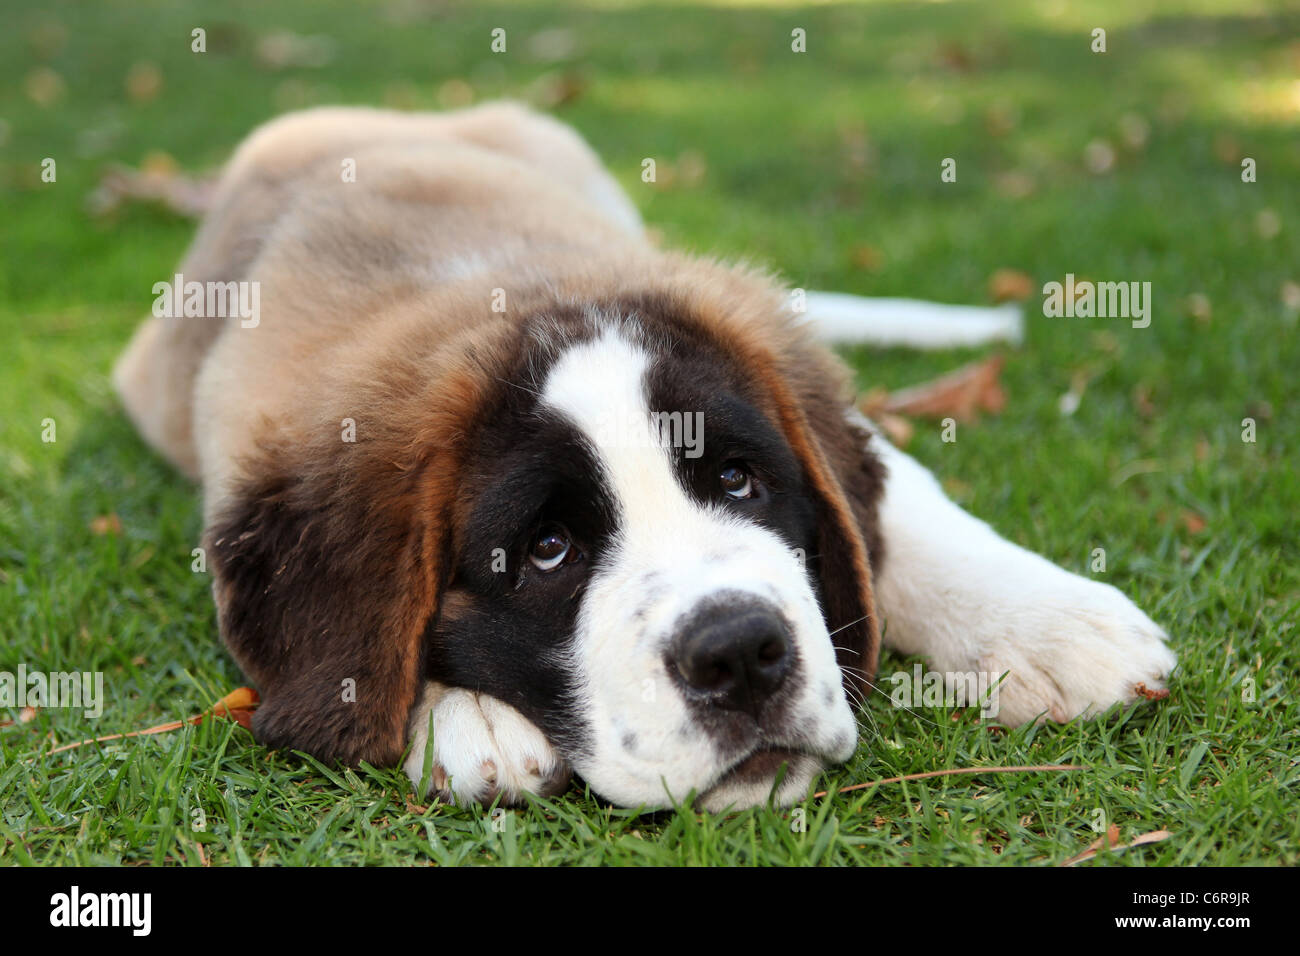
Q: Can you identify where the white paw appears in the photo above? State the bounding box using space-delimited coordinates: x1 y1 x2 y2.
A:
974 577 1177 725
404 683 570 806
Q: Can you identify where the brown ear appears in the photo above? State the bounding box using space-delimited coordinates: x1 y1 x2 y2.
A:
204 341 502 767
206 457 441 766
756 349 886 696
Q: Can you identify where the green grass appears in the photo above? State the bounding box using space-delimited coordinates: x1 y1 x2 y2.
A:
1 0 1297 865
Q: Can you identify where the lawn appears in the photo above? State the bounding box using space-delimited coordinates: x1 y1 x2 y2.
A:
0 0 1296 865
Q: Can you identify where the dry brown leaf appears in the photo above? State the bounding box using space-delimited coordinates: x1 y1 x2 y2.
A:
1213 134 1243 165
1134 682 1171 702
865 355 1006 423
993 171 1036 199
937 42 974 72
874 411 914 448
45 687 260 755
437 78 475 109
529 70 587 109
24 66 65 107
1061 827 1172 866
850 244 883 272
988 268 1034 303
125 62 163 102
0 706 39 729
89 513 122 536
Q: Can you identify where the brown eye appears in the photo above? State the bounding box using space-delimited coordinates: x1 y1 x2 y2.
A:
530 524 573 572
720 462 754 499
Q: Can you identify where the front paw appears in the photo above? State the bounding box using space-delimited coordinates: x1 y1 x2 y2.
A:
404 683 571 806
974 579 1177 726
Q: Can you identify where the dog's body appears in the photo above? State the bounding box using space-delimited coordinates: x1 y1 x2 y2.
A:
115 103 1175 810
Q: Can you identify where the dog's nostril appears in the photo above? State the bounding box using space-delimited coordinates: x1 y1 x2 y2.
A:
671 603 792 714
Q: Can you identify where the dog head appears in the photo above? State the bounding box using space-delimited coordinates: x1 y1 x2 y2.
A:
209 269 883 810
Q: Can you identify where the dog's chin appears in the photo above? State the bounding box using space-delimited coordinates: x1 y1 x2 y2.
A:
695 748 827 813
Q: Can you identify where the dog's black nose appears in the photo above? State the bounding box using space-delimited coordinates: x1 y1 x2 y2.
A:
671 601 792 715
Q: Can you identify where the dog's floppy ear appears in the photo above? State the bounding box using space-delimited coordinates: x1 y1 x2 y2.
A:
755 346 886 695
205 343 500 766
207 461 439 766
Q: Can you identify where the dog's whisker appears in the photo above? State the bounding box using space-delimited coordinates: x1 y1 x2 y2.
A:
827 614 871 638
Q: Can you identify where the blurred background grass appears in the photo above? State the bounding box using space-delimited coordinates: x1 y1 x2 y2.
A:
0 0 1297 864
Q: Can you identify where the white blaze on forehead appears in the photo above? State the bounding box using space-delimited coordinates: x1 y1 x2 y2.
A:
539 328 722 551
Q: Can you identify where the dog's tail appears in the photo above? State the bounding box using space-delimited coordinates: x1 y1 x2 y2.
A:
798 291 1023 349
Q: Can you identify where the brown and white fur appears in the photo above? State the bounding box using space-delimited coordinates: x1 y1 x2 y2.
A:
114 103 1175 811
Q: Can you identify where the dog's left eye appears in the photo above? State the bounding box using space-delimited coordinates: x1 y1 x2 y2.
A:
720 461 755 499
530 523 575 572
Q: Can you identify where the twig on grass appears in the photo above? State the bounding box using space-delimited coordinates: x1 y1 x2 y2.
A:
813 763 1084 798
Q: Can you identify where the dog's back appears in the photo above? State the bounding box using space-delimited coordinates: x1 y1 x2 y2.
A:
114 103 644 481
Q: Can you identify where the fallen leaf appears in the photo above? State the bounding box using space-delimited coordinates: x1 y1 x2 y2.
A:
850 245 883 272
125 62 163 102
1060 827 1171 866
993 171 1036 199
24 67 65 107
1180 510 1207 535
437 78 474 109
1213 134 1242 165
857 389 914 445
862 355 1006 423
984 102 1019 137
988 268 1034 302
874 411 914 448
89 513 123 536
0 706 39 729
529 70 587 109
1134 682 1171 702
45 687 259 755
937 42 974 72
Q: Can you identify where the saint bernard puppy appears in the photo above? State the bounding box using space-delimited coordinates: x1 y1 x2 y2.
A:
113 103 1176 811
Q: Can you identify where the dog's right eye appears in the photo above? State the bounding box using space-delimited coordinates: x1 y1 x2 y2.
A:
529 523 573 572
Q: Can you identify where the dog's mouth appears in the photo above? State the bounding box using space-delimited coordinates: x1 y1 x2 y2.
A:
702 744 821 794
722 746 804 783
690 744 830 811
